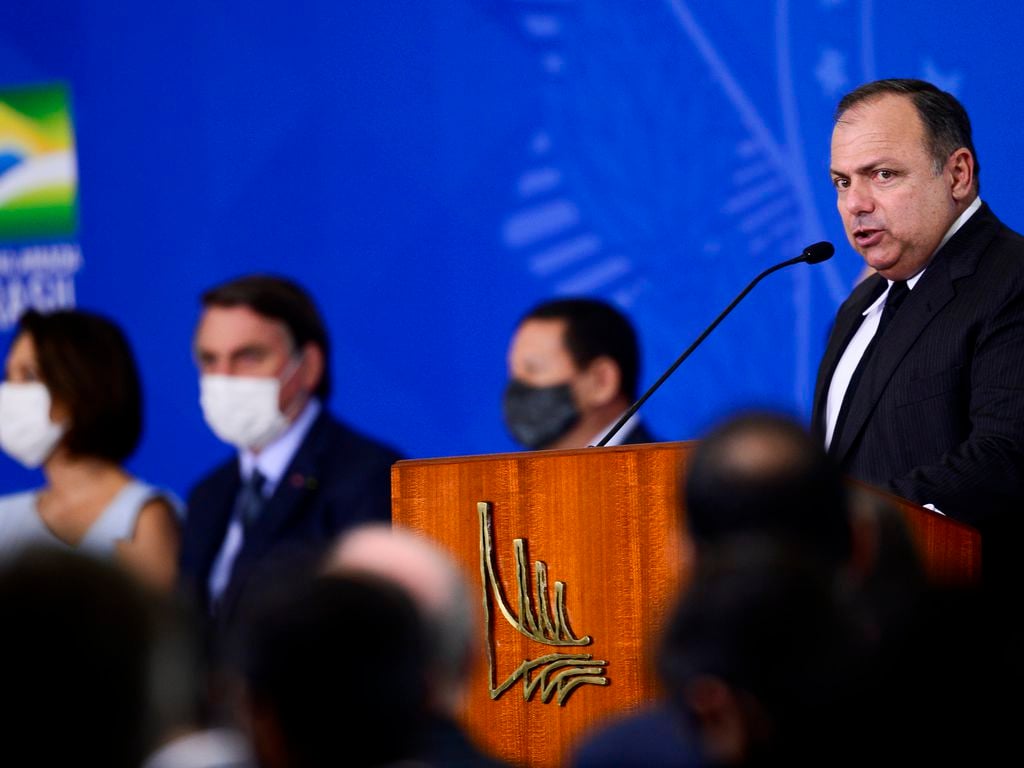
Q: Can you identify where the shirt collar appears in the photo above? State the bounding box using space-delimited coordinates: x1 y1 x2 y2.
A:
863 273 926 317
935 195 982 255
239 398 321 495
590 410 641 447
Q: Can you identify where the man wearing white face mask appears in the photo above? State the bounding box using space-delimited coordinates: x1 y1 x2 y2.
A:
178 275 403 630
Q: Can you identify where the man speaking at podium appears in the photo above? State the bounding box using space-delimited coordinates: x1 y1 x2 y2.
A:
812 79 1024 587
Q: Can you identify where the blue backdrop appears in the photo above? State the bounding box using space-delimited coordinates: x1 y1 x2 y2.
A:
2 1 1023 498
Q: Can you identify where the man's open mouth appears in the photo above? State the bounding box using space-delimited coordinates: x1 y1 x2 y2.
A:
854 228 883 247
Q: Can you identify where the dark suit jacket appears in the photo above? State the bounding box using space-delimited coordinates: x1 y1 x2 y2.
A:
179 410 402 628
811 204 1024 581
618 420 661 446
416 714 513 768
570 704 703 768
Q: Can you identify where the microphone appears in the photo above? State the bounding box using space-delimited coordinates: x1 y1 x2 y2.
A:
595 241 835 447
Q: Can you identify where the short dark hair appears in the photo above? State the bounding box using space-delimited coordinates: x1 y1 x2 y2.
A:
656 537 868 763
244 573 430 768
521 298 640 400
684 411 852 567
14 308 143 463
835 78 979 193
201 274 331 399
0 547 164 767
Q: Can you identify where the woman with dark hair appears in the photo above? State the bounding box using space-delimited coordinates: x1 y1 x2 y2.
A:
0 308 180 590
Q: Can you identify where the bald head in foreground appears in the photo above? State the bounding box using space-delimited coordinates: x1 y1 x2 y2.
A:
326 524 510 768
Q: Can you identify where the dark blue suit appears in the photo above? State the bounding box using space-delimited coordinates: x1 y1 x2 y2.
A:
179 410 402 626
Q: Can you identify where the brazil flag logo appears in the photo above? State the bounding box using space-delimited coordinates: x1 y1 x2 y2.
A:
0 83 78 241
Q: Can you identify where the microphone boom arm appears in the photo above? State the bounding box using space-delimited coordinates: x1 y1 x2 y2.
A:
594 248 826 447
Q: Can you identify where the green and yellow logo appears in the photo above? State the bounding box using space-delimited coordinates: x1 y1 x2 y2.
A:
0 83 78 241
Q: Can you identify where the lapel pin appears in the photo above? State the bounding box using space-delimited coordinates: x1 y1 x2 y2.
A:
290 472 318 490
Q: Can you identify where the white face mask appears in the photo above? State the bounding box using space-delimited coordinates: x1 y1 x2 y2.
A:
199 357 302 451
0 382 67 468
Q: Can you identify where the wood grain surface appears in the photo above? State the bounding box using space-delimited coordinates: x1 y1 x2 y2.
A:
392 442 980 767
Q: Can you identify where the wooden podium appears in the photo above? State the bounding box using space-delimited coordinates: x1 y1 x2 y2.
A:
391 441 980 768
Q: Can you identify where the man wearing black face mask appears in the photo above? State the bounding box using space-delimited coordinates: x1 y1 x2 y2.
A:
503 298 660 450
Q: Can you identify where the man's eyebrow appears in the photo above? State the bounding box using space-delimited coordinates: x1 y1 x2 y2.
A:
832 156 903 176
193 343 266 360
229 344 271 358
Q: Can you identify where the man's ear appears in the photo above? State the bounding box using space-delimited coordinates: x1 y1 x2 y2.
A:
685 675 754 765
947 148 975 201
247 695 291 768
299 343 325 394
576 356 622 408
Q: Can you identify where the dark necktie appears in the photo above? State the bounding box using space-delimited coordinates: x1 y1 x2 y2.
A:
873 279 910 337
829 280 910 454
235 469 267 531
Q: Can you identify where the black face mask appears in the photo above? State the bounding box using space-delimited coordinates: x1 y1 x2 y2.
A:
502 379 580 449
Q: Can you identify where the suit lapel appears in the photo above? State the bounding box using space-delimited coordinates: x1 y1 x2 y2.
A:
812 276 886 438
830 267 955 463
191 463 241 580
830 204 998 464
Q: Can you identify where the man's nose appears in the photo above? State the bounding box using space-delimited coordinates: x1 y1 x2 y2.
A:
842 179 874 216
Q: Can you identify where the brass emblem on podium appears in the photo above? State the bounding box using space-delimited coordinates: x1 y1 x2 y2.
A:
478 501 608 706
